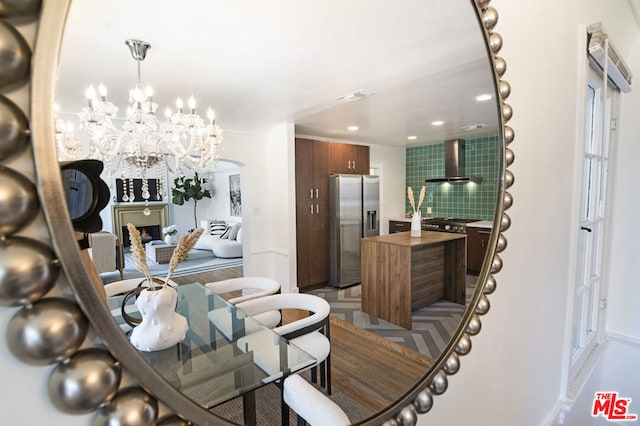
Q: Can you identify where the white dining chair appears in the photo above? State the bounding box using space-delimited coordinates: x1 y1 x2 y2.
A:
236 293 332 394
205 277 281 327
283 374 350 426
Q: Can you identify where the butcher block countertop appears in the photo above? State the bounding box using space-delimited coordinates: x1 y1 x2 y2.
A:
364 230 466 246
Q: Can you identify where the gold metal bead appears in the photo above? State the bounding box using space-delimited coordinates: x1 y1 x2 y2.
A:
6 298 88 365
0 20 31 88
0 165 39 236
0 236 59 306
48 348 121 414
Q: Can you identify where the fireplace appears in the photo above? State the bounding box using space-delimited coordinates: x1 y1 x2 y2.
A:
112 204 169 247
121 225 161 247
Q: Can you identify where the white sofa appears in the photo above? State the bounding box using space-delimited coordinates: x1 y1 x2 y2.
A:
195 219 243 258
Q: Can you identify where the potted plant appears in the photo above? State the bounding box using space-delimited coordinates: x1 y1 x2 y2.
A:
162 224 178 245
171 173 212 229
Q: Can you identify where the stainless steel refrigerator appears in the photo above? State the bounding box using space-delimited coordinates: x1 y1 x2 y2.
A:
329 174 380 288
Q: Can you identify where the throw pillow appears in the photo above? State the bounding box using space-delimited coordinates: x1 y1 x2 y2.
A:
210 220 226 236
235 228 243 243
228 222 242 240
219 225 232 239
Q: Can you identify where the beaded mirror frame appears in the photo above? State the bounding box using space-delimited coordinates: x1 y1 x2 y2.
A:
0 0 513 424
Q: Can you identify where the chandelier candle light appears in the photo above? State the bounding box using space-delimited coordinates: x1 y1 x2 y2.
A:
61 39 223 203
408 185 425 237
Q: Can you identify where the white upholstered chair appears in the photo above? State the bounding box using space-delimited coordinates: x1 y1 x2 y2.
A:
283 374 350 426
88 232 123 279
205 277 281 304
236 293 332 394
205 277 281 328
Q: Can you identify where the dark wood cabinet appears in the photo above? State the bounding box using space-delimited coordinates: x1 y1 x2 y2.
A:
329 142 370 174
389 220 411 234
295 138 330 289
295 138 370 290
466 226 491 275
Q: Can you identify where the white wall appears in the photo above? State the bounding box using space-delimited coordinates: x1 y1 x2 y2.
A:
606 32 640 343
369 143 406 235
420 1 639 425
263 123 297 291
206 167 243 223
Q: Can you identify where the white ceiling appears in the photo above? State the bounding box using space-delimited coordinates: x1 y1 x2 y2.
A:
56 0 499 147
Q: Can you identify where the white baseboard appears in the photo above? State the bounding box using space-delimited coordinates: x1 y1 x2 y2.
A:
250 249 289 257
607 332 640 347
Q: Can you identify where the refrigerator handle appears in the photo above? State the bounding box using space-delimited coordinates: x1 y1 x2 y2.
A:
316 204 319 214
310 204 314 215
310 189 314 199
315 188 319 198
367 210 378 231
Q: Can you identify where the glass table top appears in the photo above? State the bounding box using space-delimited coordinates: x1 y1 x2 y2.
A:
107 283 316 409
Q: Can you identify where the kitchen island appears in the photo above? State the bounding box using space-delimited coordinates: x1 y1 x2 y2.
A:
361 231 466 330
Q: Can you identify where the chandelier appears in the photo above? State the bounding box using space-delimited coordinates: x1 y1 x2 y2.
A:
56 39 223 202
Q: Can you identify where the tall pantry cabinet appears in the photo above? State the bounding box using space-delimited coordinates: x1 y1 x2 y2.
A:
295 138 370 289
295 138 330 289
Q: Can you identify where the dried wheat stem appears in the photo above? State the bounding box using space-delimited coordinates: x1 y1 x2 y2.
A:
407 186 416 212
416 186 426 211
126 223 154 288
165 227 205 283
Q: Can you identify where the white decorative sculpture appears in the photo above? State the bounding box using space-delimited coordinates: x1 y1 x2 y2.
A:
129 285 188 352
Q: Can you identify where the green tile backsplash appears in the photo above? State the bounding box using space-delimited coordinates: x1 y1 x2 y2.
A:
405 136 500 221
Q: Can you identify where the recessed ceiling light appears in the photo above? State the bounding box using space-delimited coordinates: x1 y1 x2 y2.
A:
407 136 417 140
431 121 445 126
475 94 493 102
347 125 359 131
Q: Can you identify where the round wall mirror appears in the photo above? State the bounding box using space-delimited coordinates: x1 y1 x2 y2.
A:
0 0 513 425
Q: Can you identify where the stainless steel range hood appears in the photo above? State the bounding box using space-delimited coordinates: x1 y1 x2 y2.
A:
424 139 482 183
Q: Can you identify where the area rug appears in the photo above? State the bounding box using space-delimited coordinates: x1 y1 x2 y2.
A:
102 250 243 283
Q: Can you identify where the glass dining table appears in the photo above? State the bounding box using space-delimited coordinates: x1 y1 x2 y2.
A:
107 283 316 425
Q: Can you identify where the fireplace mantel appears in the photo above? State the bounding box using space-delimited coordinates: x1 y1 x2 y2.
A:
112 203 169 245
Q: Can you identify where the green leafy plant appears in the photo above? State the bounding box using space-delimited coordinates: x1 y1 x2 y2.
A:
171 173 212 228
